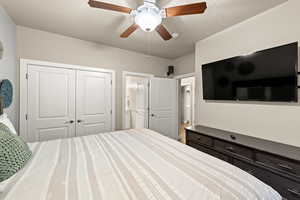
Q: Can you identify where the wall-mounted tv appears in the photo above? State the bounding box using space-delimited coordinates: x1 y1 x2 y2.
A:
202 42 298 102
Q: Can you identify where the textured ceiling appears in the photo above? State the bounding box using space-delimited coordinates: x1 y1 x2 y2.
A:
0 0 286 58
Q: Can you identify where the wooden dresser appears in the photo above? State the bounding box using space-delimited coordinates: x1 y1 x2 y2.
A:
186 125 300 200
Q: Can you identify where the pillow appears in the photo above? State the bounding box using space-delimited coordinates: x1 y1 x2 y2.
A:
0 113 17 135
0 123 32 182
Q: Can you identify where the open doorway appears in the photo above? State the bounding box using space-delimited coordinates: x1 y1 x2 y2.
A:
122 72 153 129
177 75 195 143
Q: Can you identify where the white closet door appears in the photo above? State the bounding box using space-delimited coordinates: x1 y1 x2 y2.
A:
149 78 177 139
28 65 76 142
76 70 112 136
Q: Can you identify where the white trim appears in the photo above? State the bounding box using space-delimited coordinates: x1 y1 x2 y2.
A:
19 59 116 141
111 71 116 131
123 71 155 78
19 59 28 139
20 59 115 73
174 72 196 79
175 79 179 140
122 71 154 129
175 73 196 141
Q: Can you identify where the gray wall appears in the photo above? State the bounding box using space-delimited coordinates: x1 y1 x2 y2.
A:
195 0 300 147
173 53 195 76
17 26 172 129
0 6 17 128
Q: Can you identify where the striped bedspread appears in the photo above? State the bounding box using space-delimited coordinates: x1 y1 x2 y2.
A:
0 129 281 200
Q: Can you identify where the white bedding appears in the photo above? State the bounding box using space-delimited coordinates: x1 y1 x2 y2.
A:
0 129 281 200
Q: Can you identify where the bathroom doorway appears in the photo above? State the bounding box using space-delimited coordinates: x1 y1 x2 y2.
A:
122 72 153 129
177 75 195 143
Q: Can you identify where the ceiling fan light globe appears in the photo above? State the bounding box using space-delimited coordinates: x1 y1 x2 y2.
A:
134 6 162 32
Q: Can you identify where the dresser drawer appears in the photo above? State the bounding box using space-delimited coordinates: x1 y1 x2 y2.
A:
187 131 213 147
257 168 300 200
232 159 258 176
188 142 230 162
256 152 300 177
233 159 300 200
214 140 254 160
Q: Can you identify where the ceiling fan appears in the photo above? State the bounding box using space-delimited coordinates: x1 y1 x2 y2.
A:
88 0 207 41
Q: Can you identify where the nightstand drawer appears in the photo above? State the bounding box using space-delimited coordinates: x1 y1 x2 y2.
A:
187 131 213 147
214 140 253 160
256 152 300 177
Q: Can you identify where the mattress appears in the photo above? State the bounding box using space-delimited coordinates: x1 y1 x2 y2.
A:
0 129 281 200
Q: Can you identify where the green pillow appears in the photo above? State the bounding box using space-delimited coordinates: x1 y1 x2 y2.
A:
0 123 32 182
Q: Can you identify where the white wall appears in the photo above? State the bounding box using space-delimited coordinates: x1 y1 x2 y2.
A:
195 0 300 147
0 6 17 128
17 26 171 129
173 53 195 76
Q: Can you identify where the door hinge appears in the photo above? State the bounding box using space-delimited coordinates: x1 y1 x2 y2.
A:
110 110 112 114
26 73 28 79
25 114 28 120
111 80 112 85
148 82 150 87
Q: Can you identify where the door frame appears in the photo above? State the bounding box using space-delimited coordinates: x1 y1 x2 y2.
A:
174 73 195 80
122 71 154 129
174 73 196 140
20 59 116 140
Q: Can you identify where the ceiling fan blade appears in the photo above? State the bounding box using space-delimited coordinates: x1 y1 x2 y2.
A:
120 24 139 38
88 0 132 14
156 25 172 41
165 2 207 17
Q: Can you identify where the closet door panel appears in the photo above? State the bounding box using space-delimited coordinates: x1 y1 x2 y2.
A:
27 65 76 142
76 71 112 136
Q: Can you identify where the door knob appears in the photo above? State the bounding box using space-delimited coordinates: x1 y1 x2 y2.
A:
151 114 155 117
65 120 74 124
77 119 84 123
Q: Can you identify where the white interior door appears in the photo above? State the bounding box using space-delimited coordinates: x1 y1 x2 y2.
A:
135 79 149 128
27 65 76 142
76 70 112 136
149 78 177 139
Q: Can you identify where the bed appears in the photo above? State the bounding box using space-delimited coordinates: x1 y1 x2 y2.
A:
0 129 281 200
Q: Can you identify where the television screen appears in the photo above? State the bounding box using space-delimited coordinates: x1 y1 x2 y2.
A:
202 42 298 102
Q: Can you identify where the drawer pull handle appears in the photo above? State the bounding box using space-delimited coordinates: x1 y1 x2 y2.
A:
278 164 293 171
288 189 300 197
225 146 235 152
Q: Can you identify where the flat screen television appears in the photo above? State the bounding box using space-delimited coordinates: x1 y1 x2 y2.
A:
202 42 298 102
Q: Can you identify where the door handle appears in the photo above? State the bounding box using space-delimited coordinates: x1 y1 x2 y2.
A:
65 120 74 124
151 114 156 117
77 120 84 123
